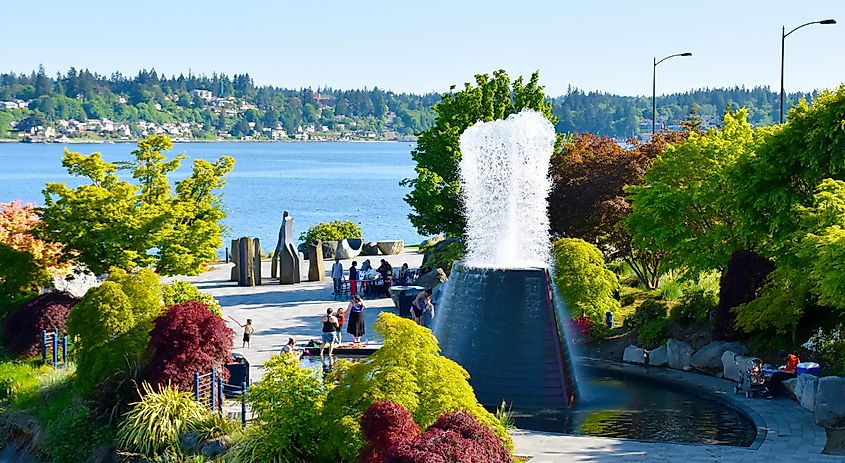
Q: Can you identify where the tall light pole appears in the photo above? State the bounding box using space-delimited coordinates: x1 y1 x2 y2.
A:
780 19 836 123
653 52 692 135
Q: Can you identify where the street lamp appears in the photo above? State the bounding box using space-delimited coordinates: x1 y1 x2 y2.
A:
653 52 692 135
780 19 836 123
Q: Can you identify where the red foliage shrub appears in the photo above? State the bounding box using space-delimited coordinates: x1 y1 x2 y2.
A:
360 401 421 463
2 292 78 358
360 403 512 463
142 301 234 390
568 315 595 345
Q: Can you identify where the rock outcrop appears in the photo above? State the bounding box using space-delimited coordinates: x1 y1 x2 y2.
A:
336 238 363 259
649 345 668 367
721 351 756 382
362 241 380 255
415 268 448 290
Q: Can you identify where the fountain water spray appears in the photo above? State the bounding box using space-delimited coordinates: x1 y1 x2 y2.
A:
433 109 578 411
459 110 555 268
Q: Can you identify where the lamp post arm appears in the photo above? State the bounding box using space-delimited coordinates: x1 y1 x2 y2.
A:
784 21 823 38
655 53 687 66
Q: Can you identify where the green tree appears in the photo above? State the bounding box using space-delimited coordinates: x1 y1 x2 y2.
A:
402 70 555 237
40 135 234 275
551 238 619 322
624 110 759 278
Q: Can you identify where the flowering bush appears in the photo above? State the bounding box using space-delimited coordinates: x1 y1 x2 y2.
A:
2 292 78 358
568 315 608 345
143 300 233 390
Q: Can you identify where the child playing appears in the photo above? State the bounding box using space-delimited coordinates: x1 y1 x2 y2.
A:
335 307 346 345
238 318 255 348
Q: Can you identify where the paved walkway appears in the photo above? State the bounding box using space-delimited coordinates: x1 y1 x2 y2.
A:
167 250 424 381
513 362 841 462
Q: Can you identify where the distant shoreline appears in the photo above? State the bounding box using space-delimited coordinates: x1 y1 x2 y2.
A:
0 138 414 144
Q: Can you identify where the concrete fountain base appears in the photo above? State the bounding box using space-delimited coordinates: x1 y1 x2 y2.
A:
432 263 577 410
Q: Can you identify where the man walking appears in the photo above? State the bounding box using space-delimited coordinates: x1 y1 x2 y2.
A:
331 258 343 295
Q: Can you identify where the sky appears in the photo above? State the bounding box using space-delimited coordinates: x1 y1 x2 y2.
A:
3 0 844 97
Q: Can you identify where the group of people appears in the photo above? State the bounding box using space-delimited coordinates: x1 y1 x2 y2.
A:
318 295 367 364
330 258 416 298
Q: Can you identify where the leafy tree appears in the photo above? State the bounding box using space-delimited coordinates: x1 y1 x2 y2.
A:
143 301 233 391
624 110 759 278
551 238 619 323
0 201 66 278
40 135 234 275
402 70 555 237
67 268 162 393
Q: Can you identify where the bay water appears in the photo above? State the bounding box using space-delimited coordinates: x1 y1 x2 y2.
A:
0 141 425 257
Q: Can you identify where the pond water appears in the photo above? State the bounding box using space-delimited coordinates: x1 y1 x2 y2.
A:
510 367 757 447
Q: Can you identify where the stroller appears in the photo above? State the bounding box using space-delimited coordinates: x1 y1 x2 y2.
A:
733 355 766 398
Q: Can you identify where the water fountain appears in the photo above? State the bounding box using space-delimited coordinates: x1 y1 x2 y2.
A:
432 110 578 411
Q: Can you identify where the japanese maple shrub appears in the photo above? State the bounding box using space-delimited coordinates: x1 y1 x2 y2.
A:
143 300 234 390
3 291 78 358
360 401 421 463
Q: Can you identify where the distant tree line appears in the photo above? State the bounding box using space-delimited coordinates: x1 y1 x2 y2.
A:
0 66 819 139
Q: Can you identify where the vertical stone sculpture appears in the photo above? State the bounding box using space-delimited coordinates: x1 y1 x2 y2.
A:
273 211 301 285
229 238 240 282
308 239 325 282
232 237 262 286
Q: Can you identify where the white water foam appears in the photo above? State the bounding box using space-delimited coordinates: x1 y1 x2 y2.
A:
459 110 556 268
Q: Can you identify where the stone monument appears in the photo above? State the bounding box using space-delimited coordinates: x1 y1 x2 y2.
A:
308 239 325 282
271 211 301 285
230 237 261 287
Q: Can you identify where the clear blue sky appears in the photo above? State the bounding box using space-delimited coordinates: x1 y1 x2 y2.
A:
3 0 844 97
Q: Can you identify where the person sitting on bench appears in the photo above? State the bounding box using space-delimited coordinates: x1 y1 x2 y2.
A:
763 350 799 399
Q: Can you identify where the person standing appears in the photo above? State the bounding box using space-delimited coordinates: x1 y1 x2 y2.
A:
377 259 393 296
346 295 366 344
335 307 346 345
349 261 359 298
331 258 343 295
236 318 255 348
320 308 339 364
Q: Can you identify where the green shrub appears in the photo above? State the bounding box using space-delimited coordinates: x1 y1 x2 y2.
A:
42 401 114 463
658 277 684 302
67 268 163 393
299 220 362 244
163 280 222 316
0 360 49 401
116 383 207 458
420 238 465 276
229 354 326 462
625 299 668 330
188 412 242 442
638 318 669 349
672 288 718 324
552 238 620 324
0 244 47 318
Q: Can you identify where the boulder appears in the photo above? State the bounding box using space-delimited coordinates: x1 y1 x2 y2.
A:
691 341 748 375
666 338 693 370
179 432 202 455
783 378 800 400
336 239 362 259
420 235 444 249
623 345 646 364
362 241 380 256
48 266 100 298
721 351 756 382
649 345 668 367
798 374 820 412
415 268 448 290
200 436 231 458
321 240 338 259
815 376 845 428
377 240 404 255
